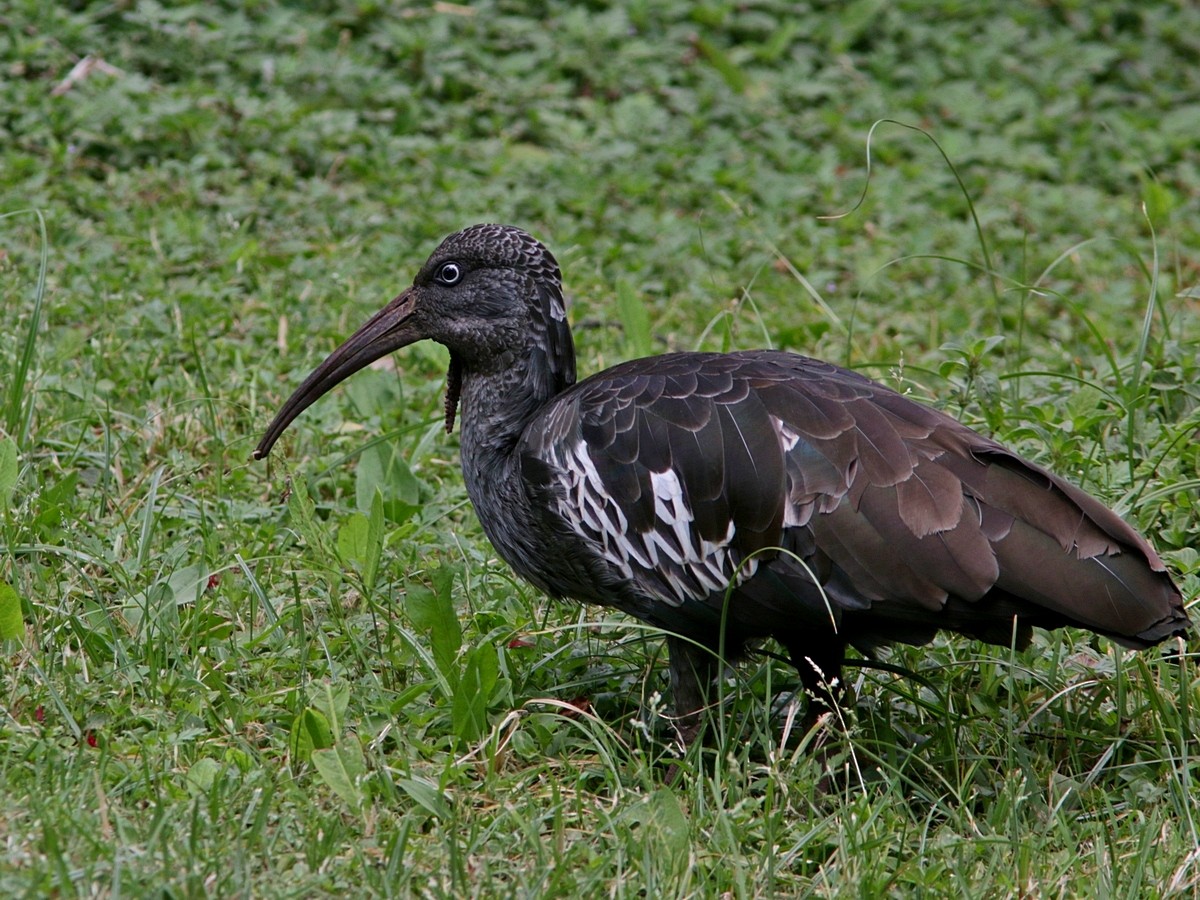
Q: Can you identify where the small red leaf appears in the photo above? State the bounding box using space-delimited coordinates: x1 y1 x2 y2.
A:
562 697 592 719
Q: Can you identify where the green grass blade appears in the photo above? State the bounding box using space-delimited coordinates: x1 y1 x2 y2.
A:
0 208 49 446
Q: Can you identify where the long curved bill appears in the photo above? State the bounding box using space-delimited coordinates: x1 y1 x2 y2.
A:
254 289 419 459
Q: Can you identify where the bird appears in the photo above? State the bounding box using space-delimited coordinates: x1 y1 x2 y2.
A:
255 223 1192 750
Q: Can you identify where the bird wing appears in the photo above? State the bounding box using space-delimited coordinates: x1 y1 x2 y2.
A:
519 350 1187 650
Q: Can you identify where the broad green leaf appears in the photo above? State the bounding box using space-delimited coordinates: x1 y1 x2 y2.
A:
165 563 209 606
303 707 335 749
648 790 691 871
1163 547 1198 574
363 488 384 592
224 747 253 773
338 491 385 592
180 608 235 643
356 442 422 523
121 564 208 636
184 758 224 797
0 436 17 503
312 741 366 811
0 580 25 642
287 716 309 763
451 642 499 745
289 707 335 762
1066 385 1104 418
397 777 451 821
337 512 370 565
619 790 690 878
310 681 351 736
32 471 78 540
406 567 461 681
344 369 400 420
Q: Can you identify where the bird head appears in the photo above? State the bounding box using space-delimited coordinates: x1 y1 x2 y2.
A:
253 224 575 459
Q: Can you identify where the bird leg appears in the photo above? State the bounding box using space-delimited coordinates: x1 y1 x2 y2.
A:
778 640 850 796
665 634 719 748
786 640 847 735
667 637 847 750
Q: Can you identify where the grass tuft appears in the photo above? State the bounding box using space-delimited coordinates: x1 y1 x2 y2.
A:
0 208 49 448
2 1 1198 895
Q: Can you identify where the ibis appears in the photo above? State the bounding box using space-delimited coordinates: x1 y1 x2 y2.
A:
255 224 1192 747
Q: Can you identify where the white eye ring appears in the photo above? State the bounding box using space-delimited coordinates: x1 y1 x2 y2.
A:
436 262 462 285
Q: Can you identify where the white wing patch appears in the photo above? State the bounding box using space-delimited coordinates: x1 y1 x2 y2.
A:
555 440 755 606
773 416 809 528
774 416 803 452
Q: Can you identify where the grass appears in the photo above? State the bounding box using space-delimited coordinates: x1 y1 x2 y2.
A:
2 0 1199 895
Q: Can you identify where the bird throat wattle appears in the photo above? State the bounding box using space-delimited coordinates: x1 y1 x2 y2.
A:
444 354 463 433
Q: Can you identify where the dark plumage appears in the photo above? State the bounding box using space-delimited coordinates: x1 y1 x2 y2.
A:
255 223 1192 747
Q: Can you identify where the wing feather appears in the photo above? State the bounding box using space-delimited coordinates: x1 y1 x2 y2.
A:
517 349 1189 652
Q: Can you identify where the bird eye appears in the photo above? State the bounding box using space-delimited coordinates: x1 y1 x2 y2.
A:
435 262 462 285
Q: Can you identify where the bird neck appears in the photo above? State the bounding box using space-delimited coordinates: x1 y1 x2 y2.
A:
449 286 576 467
454 344 573 588
458 330 565 434
457 342 568 492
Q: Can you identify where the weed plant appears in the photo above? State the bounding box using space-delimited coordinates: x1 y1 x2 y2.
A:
2 2 1198 896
